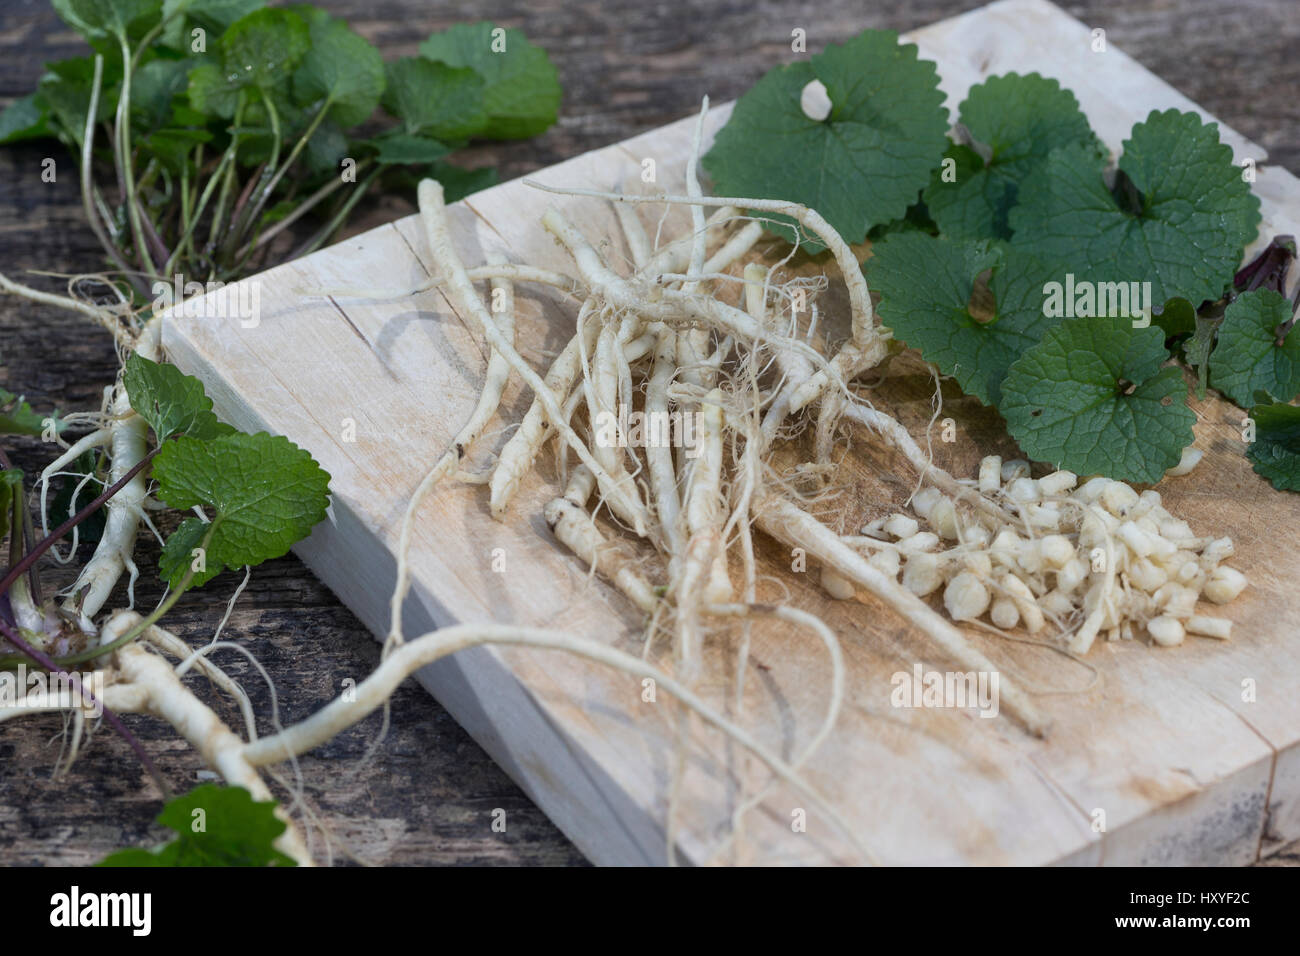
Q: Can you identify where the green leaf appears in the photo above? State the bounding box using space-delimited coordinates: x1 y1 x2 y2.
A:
1247 401 1300 492
867 198 940 241
292 12 384 128
702 29 948 252
379 160 498 204
427 161 497 202
1152 296 1197 339
867 233 1065 405
229 95 294 164
152 431 331 568
369 132 451 166
1000 316 1195 482
36 57 120 146
220 7 310 92
0 388 49 436
170 102 209 127
123 353 233 440
130 57 195 133
186 61 241 117
918 142 982 233
53 0 163 43
382 58 487 142
303 119 346 175
923 73 1102 240
158 515 224 588
1010 110 1261 305
0 470 22 543
98 784 296 867
418 22 560 140
1209 288 1300 406
140 125 212 173
160 0 265 50
0 94 53 144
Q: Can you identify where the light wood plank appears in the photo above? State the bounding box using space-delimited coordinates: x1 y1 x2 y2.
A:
162 0 1300 864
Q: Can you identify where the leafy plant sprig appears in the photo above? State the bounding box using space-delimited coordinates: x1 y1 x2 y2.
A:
0 1 561 293
99 783 296 866
702 29 948 252
78 354 331 660
705 49 1295 486
0 355 331 670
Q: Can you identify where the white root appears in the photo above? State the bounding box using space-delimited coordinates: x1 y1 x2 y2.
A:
241 620 873 862
674 392 731 681
703 220 766 276
523 182 876 348
612 194 652 269
0 682 147 724
646 325 684 553
788 338 890 413
386 253 517 648
307 264 585 303
544 466 658 614
0 271 137 350
756 494 1050 736
140 625 259 742
544 207 769 344
64 318 161 627
587 322 643 525
38 427 112 561
99 614 313 866
420 181 651 536
681 97 710 297
1164 446 1203 478
814 389 844 471
490 312 601 516
642 204 742 278
685 392 732 605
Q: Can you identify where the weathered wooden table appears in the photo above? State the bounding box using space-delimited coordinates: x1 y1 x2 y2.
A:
2 0 1299 865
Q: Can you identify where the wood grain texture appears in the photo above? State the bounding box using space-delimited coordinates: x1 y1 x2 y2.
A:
162 0 1300 865
2 0 1300 866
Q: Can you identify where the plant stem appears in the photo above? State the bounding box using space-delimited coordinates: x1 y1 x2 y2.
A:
174 148 235 275
224 95 285 260
114 34 158 278
138 199 171 275
163 164 192 277
61 522 213 667
0 449 37 601
239 99 331 243
0 272 137 350
291 166 380 260
0 456 45 608
241 169 354 257
0 446 160 601
80 55 144 297
206 96 246 258
224 161 266 253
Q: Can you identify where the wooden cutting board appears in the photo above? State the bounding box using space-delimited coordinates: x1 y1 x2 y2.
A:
163 0 1300 865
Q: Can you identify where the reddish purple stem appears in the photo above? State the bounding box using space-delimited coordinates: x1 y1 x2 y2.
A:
0 445 160 601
